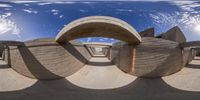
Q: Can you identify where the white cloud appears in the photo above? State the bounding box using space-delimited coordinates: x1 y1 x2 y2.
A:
4 8 10 11
149 12 180 35
171 1 200 12
116 9 134 12
0 13 20 37
86 38 92 42
3 12 12 17
51 9 59 15
11 1 41 4
149 11 200 40
167 1 200 33
0 4 12 8
4 0 190 3
37 2 52 5
24 4 30 6
23 9 38 14
80 9 88 13
54 1 76 4
9 0 174 6
99 38 104 41
98 38 109 42
59 15 64 18
81 2 93 4
37 1 78 5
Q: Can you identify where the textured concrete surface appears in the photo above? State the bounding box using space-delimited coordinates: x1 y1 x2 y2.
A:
4 38 91 80
66 57 136 89
0 41 23 46
111 42 132 72
162 26 186 43
0 60 37 91
134 37 182 77
2 37 193 79
111 37 184 78
0 58 7 66
0 47 3 57
139 28 154 37
0 58 200 100
180 41 200 48
163 57 200 91
197 49 200 56
56 16 141 44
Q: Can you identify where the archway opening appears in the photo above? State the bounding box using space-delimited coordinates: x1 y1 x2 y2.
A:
56 16 141 89
65 37 137 89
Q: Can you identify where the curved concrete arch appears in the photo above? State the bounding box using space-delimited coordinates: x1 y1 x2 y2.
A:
56 16 141 44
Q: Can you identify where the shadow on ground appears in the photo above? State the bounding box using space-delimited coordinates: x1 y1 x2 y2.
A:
186 64 200 69
87 61 113 66
0 64 10 69
0 77 200 100
194 57 200 60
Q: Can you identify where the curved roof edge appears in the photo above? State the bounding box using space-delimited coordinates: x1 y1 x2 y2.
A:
55 16 141 45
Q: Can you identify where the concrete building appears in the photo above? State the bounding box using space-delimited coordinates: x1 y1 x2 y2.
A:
0 16 199 79
0 16 200 99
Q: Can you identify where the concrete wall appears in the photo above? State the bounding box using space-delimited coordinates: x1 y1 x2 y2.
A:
111 37 185 78
182 48 192 66
139 28 154 37
196 49 200 56
179 41 200 48
0 47 3 58
111 42 133 72
161 26 186 43
197 52 200 56
4 38 91 80
2 37 193 79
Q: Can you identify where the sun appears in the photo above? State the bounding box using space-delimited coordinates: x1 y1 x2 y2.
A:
194 24 200 32
0 22 10 35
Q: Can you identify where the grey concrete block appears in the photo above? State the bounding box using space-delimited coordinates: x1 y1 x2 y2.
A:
162 26 186 43
111 37 184 78
139 28 154 37
5 38 91 80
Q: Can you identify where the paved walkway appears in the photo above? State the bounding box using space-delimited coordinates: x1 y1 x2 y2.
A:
0 59 37 92
0 57 200 100
66 57 136 89
162 57 200 91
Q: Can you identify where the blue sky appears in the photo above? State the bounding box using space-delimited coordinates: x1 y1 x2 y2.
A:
0 0 200 42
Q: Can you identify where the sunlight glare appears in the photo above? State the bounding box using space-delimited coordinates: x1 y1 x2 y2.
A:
0 22 10 34
194 24 200 33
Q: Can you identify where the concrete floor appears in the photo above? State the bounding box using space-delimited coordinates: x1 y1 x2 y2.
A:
0 57 200 100
162 57 200 91
66 57 136 89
